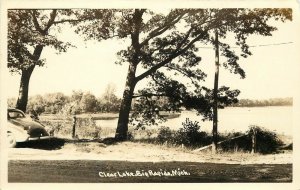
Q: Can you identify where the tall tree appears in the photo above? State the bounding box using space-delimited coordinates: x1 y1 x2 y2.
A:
75 8 291 141
8 10 75 112
193 8 292 152
75 9 237 140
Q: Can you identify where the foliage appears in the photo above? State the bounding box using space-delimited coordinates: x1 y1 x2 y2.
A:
157 126 174 143
79 92 98 113
155 118 211 147
219 126 284 154
100 83 122 112
8 10 78 112
8 10 74 73
27 95 46 115
8 87 122 115
248 125 284 154
173 118 210 146
76 117 102 139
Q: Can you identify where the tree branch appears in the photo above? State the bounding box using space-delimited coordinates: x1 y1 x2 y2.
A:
31 10 44 34
31 10 57 35
175 26 194 50
140 12 186 47
44 10 57 32
135 32 206 82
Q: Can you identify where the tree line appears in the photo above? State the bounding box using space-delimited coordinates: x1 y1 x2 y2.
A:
7 93 293 115
232 97 293 107
7 84 122 115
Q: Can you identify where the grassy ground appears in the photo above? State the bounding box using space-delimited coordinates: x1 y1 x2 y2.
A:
8 160 292 183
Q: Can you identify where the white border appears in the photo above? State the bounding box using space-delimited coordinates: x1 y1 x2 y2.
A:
1 0 300 190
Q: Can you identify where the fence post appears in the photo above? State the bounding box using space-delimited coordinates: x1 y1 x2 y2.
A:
251 127 257 154
72 115 77 139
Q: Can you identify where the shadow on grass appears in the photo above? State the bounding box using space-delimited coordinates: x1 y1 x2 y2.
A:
15 137 121 150
16 138 66 150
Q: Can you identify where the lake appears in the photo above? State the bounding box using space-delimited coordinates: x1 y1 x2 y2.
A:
96 106 293 136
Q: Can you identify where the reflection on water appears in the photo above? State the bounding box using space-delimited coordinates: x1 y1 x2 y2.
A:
96 106 293 136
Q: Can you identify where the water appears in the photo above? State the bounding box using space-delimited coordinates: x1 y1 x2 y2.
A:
96 106 293 136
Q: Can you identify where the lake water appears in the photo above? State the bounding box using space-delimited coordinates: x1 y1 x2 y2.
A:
96 106 293 136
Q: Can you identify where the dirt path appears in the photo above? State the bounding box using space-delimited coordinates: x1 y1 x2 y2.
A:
9 141 292 164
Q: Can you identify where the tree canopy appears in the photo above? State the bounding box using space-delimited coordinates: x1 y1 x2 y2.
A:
8 9 76 73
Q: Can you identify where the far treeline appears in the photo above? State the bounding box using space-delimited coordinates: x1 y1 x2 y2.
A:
8 84 122 115
232 97 293 107
7 89 293 115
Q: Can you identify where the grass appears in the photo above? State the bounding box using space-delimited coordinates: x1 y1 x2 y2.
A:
9 160 292 182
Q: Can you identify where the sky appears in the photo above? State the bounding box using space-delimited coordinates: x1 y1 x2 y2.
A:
6 14 298 100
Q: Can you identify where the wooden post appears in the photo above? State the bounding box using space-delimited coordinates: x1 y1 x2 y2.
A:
72 115 77 139
251 127 257 154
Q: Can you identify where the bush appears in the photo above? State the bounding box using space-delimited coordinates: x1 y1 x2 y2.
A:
155 118 211 147
157 126 173 143
248 125 284 154
76 117 102 139
173 118 210 147
219 126 284 154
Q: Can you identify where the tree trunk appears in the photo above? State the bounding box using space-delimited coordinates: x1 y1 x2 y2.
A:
16 66 35 112
15 45 44 112
114 9 143 141
212 30 220 154
115 64 137 141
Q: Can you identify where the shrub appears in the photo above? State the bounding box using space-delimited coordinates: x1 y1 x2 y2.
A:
76 117 102 139
173 118 209 147
157 126 173 143
219 126 284 154
248 125 284 154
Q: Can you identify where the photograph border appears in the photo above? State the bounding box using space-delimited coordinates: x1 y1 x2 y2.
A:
1 0 300 189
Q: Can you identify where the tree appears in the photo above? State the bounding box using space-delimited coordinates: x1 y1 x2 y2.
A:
79 92 98 113
43 92 69 114
100 83 121 112
75 9 235 140
75 9 291 141
8 10 75 112
27 94 45 115
193 8 292 152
